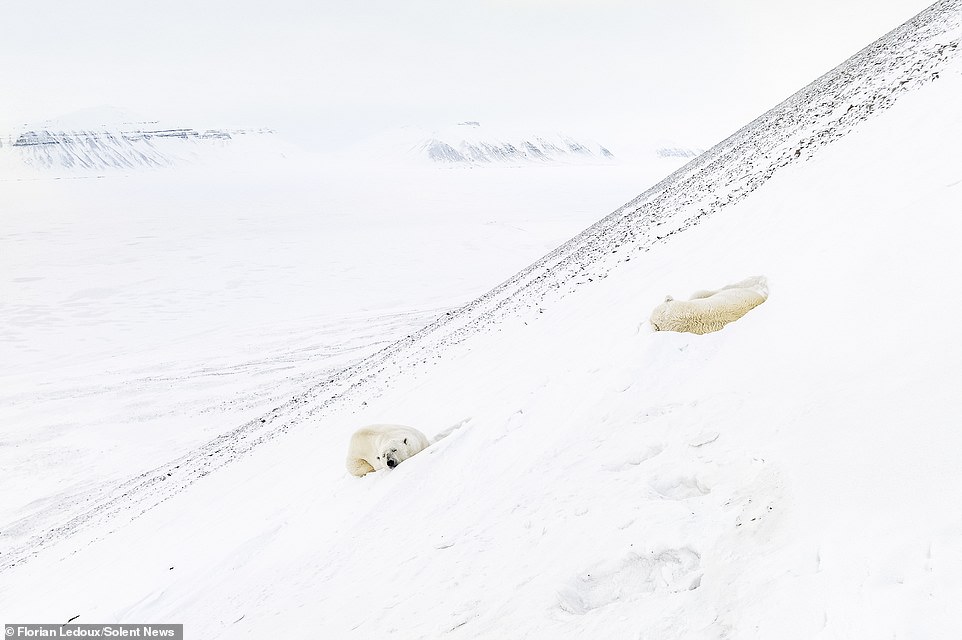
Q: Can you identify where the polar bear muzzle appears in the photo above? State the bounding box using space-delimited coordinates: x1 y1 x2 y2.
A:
383 437 411 468
384 448 400 468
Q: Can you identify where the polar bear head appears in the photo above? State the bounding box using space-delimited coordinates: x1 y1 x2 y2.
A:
379 437 415 469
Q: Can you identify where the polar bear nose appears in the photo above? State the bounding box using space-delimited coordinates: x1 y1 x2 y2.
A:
387 459 398 468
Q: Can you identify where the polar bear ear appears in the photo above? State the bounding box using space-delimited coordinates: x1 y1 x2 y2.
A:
403 438 408 445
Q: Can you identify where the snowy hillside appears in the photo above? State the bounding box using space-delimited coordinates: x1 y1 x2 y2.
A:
3 1 962 638
0 158 679 579
0 108 279 173
355 121 618 165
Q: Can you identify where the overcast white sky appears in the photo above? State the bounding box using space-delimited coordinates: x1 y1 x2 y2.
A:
1 0 935 152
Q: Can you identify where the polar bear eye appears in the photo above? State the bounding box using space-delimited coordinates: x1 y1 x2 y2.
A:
403 438 408 445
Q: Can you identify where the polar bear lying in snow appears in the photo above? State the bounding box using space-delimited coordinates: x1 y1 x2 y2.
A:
650 275 768 335
346 424 431 477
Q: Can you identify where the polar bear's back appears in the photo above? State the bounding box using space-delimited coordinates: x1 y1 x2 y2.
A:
351 424 430 449
650 276 768 335
689 275 768 301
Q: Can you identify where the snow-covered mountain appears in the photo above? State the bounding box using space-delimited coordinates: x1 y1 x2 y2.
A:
655 145 703 159
3 1 962 638
0 108 280 173
356 121 618 165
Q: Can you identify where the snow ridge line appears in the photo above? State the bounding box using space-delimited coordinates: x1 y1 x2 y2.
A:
2 0 959 573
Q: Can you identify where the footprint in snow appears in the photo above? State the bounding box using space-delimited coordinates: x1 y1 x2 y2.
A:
557 547 702 615
649 474 711 500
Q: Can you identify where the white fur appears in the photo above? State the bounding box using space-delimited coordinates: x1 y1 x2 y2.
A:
650 276 768 335
346 424 431 477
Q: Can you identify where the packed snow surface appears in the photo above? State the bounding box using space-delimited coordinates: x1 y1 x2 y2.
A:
2 1 962 638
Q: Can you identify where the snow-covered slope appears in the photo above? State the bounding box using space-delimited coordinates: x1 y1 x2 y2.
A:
0 108 279 174
0 158 678 574
356 121 617 165
3 1 962 637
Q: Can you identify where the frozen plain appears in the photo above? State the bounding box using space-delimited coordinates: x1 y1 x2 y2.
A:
2 1 962 638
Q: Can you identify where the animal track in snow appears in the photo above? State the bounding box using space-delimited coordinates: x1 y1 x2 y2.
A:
649 474 711 500
688 431 720 448
557 547 702 615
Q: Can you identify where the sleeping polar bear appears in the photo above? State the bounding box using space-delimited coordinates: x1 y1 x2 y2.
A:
346 424 431 477
650 275 768 335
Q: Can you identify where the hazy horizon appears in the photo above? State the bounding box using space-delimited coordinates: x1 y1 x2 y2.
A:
1 0 935 153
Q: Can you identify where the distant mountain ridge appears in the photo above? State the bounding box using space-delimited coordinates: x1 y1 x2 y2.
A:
0 108 279 173
363 122 617 165
12 128 236 147
655 146 703 159
416 128 615 165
